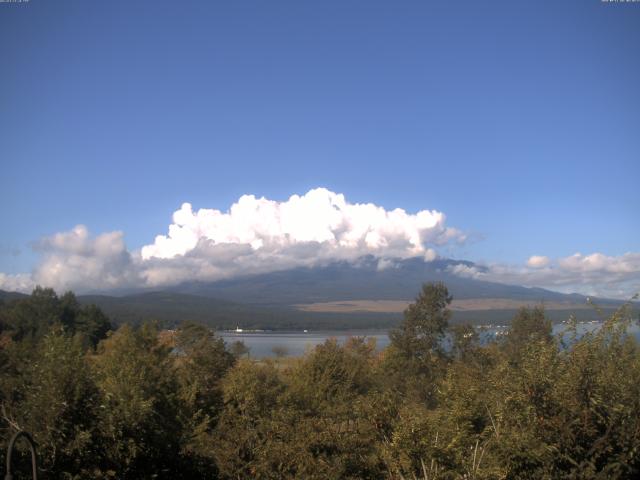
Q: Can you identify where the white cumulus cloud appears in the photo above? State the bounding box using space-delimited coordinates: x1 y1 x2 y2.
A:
6 188 636 299
141 188 463 261
138 188 462 286
0 188 465 293
30 225 140 292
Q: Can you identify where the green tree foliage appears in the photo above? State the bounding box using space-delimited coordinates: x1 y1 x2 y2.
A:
288 338 373 414
1 286 639 479
391 282 452 357
92 323 183 477
213 359 287 478
2 328 100 476
284 337 383 478
490 304 640 479
449 323 479 362
505 306 553 360
213 338 385 479
2 287 63 341
230 340 250 359
73 303 113 348
384 282 452 403
173 321 235 475
0 287 112 346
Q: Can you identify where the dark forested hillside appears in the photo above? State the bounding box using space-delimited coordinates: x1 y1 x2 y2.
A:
76 291 402 330
75 291 620 330
0 290 28 303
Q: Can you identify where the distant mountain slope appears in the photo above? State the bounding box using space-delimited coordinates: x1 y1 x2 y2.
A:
170 256 594 306
2 257 629 330
0 290 28 303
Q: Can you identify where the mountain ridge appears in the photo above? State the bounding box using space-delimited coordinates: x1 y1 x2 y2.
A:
168 256 596 305
1 257 628 329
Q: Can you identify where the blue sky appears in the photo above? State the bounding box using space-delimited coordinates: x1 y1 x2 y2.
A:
1 0 638 296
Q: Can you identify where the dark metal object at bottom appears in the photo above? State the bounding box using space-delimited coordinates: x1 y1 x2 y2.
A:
4 430 37 480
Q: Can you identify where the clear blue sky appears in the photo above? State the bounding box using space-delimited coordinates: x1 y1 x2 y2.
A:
1 0 638 275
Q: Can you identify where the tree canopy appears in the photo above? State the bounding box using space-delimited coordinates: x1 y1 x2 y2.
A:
1 285 639 479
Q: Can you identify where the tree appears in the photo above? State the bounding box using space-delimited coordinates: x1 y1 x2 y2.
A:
92 323 182 477
173 322 235 475
74 303 113 347
230 340 250 359
449 323 479 362
59 291 112 347
383 282 452 403
390 282 452 359
3 287 61 341
288 338 374 415
1 288 111 347
213 359 287 478
174 322 235 414
2 328 101 477
505 306 552 360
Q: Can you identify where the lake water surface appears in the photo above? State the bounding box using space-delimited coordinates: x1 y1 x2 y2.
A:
219 322 640 358
219 330 391 358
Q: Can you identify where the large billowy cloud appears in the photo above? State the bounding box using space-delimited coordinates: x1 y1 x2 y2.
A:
0 226 141 293
138 188 464 286
0 188 638 298
32 226 141 291
0 188 465 293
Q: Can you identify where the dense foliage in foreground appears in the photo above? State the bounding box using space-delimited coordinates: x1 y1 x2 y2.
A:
1 285 639 479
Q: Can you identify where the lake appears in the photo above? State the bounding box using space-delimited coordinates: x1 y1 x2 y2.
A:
219 322 640 358
219 330 391 358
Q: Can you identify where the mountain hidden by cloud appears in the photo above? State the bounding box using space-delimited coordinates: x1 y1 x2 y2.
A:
0 188 637 298
0 188 465 292
137 187 466 287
